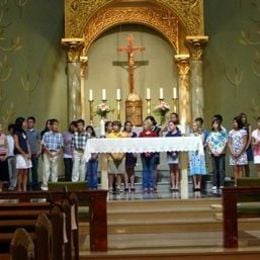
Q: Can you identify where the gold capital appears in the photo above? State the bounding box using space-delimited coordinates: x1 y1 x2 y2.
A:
61 38 85 63
175 54 190 76
185 36 208 60
80 56 88 77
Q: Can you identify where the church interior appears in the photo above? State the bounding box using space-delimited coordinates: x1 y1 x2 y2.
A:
0 0 260 259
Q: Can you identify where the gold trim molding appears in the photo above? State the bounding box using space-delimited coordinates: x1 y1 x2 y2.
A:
83 5 179 53
65 0 204 38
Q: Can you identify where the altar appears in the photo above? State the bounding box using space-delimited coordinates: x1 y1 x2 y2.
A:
84 136 204 199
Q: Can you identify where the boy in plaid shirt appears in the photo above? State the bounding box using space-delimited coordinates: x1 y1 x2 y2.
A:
41 119 63 190
72 119 89 182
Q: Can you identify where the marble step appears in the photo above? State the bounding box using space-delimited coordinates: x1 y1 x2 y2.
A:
108 198 221 210
108 207 215 221
80 218 260 235
80 231 260 251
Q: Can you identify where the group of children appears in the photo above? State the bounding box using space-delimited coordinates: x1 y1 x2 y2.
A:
0 112 259 193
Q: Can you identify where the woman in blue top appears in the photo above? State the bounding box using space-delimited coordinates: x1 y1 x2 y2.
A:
165 121 181 191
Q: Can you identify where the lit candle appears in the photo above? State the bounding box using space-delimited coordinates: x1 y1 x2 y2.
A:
159 88 164 100
89 89 93 101
102 89 106 101
173 87 178 100
116 89 121 100
146 88 151 100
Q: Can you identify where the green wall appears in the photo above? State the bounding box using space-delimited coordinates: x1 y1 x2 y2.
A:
204 0 260 129
1 0 259 132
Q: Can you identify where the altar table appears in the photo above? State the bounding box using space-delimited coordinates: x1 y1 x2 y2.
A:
84 136 204 198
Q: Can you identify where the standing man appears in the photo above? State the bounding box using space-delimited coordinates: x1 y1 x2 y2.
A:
72 119 88 182
41 119 63 190
26 116 41 190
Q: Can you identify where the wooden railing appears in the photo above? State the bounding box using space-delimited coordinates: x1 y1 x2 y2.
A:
222 186 260 248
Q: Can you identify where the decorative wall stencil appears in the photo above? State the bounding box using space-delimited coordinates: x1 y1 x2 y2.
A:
15 0 30 17
0 0 23 125
240 0 260 78
21 72 40 104
224 65 243 97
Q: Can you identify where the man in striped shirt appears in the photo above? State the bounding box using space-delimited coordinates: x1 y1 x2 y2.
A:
72 119 89 182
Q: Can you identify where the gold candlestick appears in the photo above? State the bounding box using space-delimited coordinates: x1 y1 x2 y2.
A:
172 98 179 113
89 100 94 125
146 98 151 116
116 99 121 121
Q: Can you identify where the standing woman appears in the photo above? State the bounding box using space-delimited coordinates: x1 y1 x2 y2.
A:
252 117 260 177
13 117 32 192
228 116 248 184
189 122 206 191
86 125 99 190
139 119 158 193
123 121 137 192
240 113 253 177
0 124 9 185
207 119 228 191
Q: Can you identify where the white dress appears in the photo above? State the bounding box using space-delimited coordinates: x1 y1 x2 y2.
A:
252 129 260 164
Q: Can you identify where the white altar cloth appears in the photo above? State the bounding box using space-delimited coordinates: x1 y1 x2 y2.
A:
84 136 204 162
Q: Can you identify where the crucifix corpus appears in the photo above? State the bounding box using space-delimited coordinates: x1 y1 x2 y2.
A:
114 34 148 126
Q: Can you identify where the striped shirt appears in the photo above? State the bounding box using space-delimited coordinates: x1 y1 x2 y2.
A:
42 131 63 151
72 131 88 150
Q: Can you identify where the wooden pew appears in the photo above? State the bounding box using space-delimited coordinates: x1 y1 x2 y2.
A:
10 228 35 260
35 213 53 260
0 200 67 259
222 186 260 248
0 190 108 252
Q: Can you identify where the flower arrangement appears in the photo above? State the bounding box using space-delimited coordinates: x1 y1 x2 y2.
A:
154 101 171 125
96 102 112 118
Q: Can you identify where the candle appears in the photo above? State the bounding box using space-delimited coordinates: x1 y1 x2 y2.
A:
116 89 121 100
102 89 106 101
146 88 151 100
159 88 164 100
89 89 93 101
173 87 178 100
100 118 105 137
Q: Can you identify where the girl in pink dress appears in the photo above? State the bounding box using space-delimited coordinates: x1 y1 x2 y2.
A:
252 117 260 176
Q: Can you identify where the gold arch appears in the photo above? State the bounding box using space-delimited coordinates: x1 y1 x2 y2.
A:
65 0 204 38
83 5 181 54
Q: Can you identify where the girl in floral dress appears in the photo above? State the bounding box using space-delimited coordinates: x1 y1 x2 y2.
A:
228 116 248 184
252 117 260 177
189 122 206 191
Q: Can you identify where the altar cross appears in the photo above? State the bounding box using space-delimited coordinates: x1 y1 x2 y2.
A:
114 34 147 94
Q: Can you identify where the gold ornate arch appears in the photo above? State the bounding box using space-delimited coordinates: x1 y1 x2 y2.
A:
65 0 204 38
65 0 204 54
83 5 180 53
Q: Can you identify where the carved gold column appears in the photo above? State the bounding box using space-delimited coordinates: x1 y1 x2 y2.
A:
80 55 88 120
61 38 84 122
175 54 191 199
175 54 191 127
186 36 208 120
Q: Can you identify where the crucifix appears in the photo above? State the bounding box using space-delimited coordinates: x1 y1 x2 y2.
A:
113 34 148 126
113 34 148 95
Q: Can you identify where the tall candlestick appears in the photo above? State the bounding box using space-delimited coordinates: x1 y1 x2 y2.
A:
173 87 178 100
159 88 164 100
89 100 94 125
89 89 93 101
102 89 106 101
146 88 151 100
116 88 121 100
